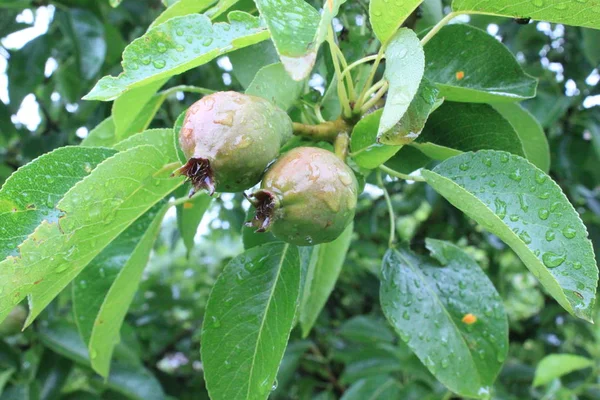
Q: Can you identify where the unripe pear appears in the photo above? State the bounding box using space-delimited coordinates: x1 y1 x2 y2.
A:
248 147 358 246
176 91 292 195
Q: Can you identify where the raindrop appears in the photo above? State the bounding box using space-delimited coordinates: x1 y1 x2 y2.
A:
550 202 561 212
519 231 531 244
402 311 410 320
91 349 98 359
211 316 221 328
500 154 509 163
459 163 470 171
573 261 582 270
508 169 522 182
545 230 556 242
203 38 214 46
542 251 566 268
562 225 576 239
494 198 506 219
153 59 166 69
538 192 550 200
535 172 547 184
157 42 167 53
509 215 519 222
483 157 492 167
176 28 184 36
538 208 549 220
441 358 449 368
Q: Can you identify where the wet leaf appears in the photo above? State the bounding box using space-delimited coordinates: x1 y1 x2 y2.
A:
254 0 320 80
533 354 594 387
369 0 423 44
378 29 424 137
422 150 598 322
229 41 279 88
85 12 269 101
0 147 116 261
0 130 184 326
377 78 440 145
380 239 508 398
452 0 600 29
73 203 168 377
299 223 353 337
201 243 300 400
424 24 537 102
351 110 401 170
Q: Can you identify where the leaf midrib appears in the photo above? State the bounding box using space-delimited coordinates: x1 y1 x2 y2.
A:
246 243 289 399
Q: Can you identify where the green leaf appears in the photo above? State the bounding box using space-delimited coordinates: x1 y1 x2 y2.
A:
491 102 550 173
176 193 212 256
351 110 401 170
84 12 269 101
150 0 216 28
81 117 116 147
300 223 353 337
229 41 279 88
377 78 440 145
341 376 401 400
205 0 244 19
380 239 508 398
422 150 598 322
37 350 73 400
60 9 107 80
0 147 116 261
0 130 183 326
414 102 526 160
73 203 168 377
385 146 432 175
201 243 301 400
254 0 319 80
452 0 600 29
378 29 424 137
415 0 443 31
533 354 594 387
245 63 304 111
112 79 168 140
423 24 537 102
369 0 423 44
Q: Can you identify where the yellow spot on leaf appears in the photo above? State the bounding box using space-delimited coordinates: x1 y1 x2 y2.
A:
183 202 194 209
462 313 477 325
456 71 465 80
327 0 333 12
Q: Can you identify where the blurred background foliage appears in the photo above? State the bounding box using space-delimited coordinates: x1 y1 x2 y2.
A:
0 0 599 399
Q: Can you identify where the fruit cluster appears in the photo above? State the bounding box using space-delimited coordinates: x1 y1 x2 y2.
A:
175 91 358 246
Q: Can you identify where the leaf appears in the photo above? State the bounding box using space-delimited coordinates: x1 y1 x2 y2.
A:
533 354 594 387
176 193 212 256
423 24 537 102
81 117 116 147
377 29 424 137
73 203 168 377
351 110 401 170
245 63 304 110
341 376 401 400
300 223 353 337
84 12 269 101
151 0 216 28
60 9 107 80
422 150 598 321
254 0 319 80
201 243 301 400
377 78 440 145
491 102 550 173
0 147 116 261
385 146 432 175
452 0 600 29
369 0 423 44
229 41 280 88
37 350 73 400
415 0 443 31
414 102 526 160
112 79 168 140
380 239 508 398
0 130 183 326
